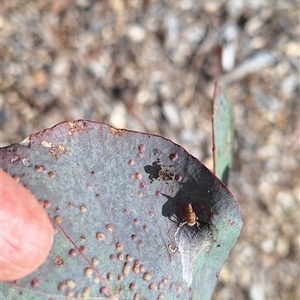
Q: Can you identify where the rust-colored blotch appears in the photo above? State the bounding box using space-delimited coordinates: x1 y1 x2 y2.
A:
11 155 20 163
57 282 66 291
58 144 67 154
54 215 62 224
41 140 53 148
117 253 124 260
110 254 117 261
93 276 100 284
117 274 123 281
135 172 142 180
169 153 179 161
48 171 55 178
79 245 86 254
54 256 64 267
65 279 76 289
68 202 74 208
148 283 155 290
211 212 217 219
138 144 145 152
82 287 90 298
139 265 145 272
100 286 110 296
12 175 20 182
158 278 168 290
80 205 87 212
133 293 141 300
43 200 51 209
65 290 74 297
140 182 146 188
106 224 113 232
67 121 85 135
122 262 131 275
175 174 182 182
133 260 140 273
115 242 123 251
158 282 164 290
143 272 151 281
35 165 45 172
177 286 182 294
161 278 168 284
69 248 77 257
84 267 93 277
126 254 133 261
31 278 39 288
96 232 105 241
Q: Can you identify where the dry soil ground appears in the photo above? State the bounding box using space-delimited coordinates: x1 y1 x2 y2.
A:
1 1 299 299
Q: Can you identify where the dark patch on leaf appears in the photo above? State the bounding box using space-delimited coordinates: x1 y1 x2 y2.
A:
175 222 216 287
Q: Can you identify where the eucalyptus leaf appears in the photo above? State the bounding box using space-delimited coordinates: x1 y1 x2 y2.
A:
0 120 242 300
212 84 234 185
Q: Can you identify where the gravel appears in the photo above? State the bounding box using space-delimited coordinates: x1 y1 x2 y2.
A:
2 1 299 299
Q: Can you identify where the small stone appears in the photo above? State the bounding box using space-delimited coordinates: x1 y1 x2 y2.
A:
261 238 275 254
127 24 146 42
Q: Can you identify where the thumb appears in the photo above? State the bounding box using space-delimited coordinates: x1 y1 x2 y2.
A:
0 169 54 281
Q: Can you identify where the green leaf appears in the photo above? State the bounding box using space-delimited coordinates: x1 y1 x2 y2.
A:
0 120 242 300
212 83 234 185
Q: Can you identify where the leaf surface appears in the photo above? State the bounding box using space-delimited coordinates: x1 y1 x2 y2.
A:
212 84 234 185
0 120 242 300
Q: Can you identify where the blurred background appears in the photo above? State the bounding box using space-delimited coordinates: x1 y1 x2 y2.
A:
1 0 299 299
